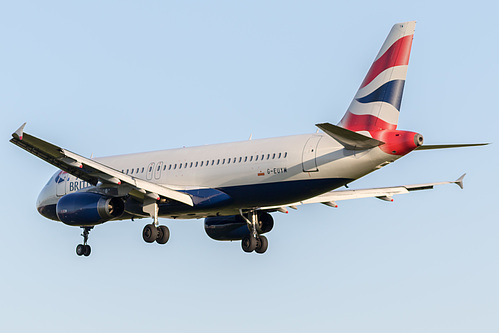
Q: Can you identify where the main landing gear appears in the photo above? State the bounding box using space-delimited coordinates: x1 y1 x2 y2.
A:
142 198 170 245
76 227 92 257
240 210 269 254
142 224 170 244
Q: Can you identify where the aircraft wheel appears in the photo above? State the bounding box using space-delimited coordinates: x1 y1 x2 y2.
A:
76 244 85 256
255 236 268 254
156 225 170 244
241 235 257 253
143 224 158 243
83 245 91 256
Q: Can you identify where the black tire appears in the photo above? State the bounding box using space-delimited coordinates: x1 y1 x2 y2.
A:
156 225 170 244
76 244 85 256
83 245 91 256
241 235 257 253
255 236 268 254
143 224 158 243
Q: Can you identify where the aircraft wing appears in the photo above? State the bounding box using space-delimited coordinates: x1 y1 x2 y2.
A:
10 123 194 206
261 174 465 211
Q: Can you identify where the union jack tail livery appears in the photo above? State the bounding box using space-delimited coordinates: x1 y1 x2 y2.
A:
339 21 416 132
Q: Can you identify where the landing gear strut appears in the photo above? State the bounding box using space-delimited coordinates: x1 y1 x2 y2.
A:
240 210 269 254
142 198 170 245
76 227 92 257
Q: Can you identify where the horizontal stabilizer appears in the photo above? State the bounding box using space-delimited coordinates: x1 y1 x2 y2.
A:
416 143 489 150
316 122 384 150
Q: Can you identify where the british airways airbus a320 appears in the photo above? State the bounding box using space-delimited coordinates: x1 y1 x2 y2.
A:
11 22 486 256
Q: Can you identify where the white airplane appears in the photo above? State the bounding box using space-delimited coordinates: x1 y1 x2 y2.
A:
11 21 486 256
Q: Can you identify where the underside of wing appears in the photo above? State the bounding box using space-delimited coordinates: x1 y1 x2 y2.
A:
10 123 193 206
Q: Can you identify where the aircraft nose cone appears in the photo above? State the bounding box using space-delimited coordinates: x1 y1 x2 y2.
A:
37 203 59 221
36 177 60 221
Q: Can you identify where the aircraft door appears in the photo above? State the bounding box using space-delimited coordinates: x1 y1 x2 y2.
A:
154 162 163 179
56 171 67 197
146 162 155 180
302 136 322 172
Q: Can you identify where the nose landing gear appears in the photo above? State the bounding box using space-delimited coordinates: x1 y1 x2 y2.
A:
76 227 92 257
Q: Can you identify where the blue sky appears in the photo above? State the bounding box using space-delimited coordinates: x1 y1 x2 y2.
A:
1 1 497 332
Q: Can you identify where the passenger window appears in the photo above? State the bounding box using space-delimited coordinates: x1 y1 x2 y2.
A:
239 157 242 163
278 153 281 159
255 155 259 161
174 164 177 169
149 166 152 172
195 162 198 167
157 165 161 171
267 154 270 160
168 164 172 170
211 160 214 165
227 158 230 164
141 167 144 173
201 161 204 167
190 162 193 168
233 157 236 163
250 156 253 162
284 152 288 158
179 163 182 169
217 159 220 165
126 169 129 174
222 159 225 164
130 169 134 174
272 153 276 159
244 156 247 162
184 163 187 168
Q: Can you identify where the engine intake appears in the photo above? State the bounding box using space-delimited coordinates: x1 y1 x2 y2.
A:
56 192 125 226
205 212 274 241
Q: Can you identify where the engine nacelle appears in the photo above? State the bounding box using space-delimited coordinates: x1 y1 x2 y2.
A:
56 192 125 226
204 212 274 241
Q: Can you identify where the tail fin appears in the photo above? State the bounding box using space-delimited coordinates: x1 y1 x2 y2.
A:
339 21 416 132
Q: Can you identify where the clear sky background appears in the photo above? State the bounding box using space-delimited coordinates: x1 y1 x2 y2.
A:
1 1 497 332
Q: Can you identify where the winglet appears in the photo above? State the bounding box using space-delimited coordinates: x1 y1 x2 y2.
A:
13 122 27 141
455 173 466 189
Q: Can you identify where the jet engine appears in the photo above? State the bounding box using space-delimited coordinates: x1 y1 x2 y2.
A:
56 192 125 226
204 212 274 241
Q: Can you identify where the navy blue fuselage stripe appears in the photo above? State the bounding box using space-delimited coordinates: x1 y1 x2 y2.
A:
356 79 405 111
40 178 354 223
158 178 352 215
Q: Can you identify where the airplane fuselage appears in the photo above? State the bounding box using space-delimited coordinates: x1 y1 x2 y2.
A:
37 132 400 221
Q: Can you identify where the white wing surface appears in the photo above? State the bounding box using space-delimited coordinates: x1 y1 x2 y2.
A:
261 174 465 211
